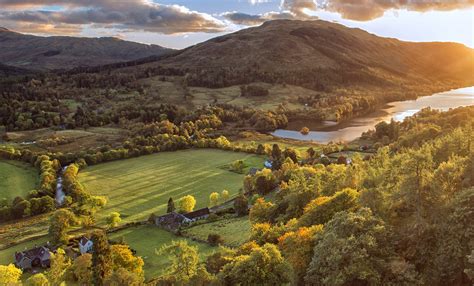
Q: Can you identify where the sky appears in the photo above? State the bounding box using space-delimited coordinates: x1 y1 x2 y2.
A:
0 0 473 49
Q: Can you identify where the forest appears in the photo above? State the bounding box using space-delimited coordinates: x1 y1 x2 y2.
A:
0 104 472 286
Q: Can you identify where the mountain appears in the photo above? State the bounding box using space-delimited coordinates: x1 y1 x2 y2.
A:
0 28 173 71
147 20 474 91
0 62 33 76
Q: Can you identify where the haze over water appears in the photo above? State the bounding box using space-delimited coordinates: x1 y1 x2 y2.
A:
272 86 474 143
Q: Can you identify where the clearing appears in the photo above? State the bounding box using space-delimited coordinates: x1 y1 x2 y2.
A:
109 225 215 280
0 160 38 201
182 216 251 248
78 149 264 225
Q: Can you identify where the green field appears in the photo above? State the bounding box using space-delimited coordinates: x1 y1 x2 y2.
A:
79 149 264 225
183 216 251 248
0 160 38 201
109 225 215 280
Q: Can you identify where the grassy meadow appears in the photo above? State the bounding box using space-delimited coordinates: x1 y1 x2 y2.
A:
0 160 38 201
79 149 264 225
183 216 251 248
109 225 216 280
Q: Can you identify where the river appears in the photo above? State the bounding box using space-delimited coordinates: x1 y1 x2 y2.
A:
55 166 68 206
271 86 474 143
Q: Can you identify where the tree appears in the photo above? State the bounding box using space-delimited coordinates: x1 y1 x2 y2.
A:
11 197 30 218
249 198 274 223
157 240 199 284
25 273 50 286
207 234 224 246
47 248 71 286
178 195 196 213
107 212 121 228
209 192 220 207
167 197 175 213
221 190 230 202
432 188 474 285
300 127 310 135
106 268 144 286
0 264 22 285
218 243 291 286
92 230 112 286
305 208 420 286
110 244 145 281
234 194 248 216
278 225 323 285
48 209 76 245
72 254 92 285
297 188 359 227
231 160 245 173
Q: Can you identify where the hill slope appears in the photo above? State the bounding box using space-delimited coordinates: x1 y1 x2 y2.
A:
0 28 172 71
150 20 474 91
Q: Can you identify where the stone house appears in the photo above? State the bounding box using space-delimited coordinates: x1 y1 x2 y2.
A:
15 245 51 270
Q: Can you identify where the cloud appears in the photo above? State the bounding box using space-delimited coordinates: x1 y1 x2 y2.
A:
225 0 474 26
281 0 317 17
223 0 318 25
248 0 271 4
0 0 226 34
320 0 474 21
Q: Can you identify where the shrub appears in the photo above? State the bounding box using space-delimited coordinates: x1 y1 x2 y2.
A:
208 234 224 246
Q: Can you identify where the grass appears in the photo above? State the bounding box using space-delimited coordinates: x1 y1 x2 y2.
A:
0 160 38 201
78 149 264 226
182 216 251 248
4 127 127 153
109 225 216 280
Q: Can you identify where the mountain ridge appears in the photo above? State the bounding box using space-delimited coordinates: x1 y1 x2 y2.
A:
0 28 173 71
140 19 474 91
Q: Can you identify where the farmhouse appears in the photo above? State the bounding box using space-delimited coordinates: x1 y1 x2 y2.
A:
79 236 93 254
15 245 51 270
155 207 211 230
154 212 188 230
183 207 210 222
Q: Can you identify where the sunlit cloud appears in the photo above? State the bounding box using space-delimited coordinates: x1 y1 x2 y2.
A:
0 0 226 34
318 0 474 21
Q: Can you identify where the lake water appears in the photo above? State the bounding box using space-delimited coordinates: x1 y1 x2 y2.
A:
271 86 474 143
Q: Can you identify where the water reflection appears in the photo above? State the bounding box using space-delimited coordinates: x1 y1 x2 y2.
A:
271 86 474 143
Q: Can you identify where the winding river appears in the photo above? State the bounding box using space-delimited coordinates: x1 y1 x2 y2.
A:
272 86 474 143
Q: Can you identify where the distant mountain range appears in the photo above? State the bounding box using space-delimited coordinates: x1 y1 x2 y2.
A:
0 27 172 72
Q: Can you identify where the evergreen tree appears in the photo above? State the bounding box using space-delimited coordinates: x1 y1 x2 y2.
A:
167 197 175 213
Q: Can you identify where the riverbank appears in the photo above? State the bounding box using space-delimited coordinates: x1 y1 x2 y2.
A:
272 86 474 143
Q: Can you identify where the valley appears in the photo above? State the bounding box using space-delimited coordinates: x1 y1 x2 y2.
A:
0 17 473 286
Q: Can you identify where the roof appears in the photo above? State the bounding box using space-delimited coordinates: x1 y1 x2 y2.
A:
264 160 273 168
79 236 91 246
156 212 186 224
183 207 210 219
248 167 260 175
16 246 50 262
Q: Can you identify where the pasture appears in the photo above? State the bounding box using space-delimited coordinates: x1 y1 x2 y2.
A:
0 160 38 201
109 225 215 280
78 149 264 225
183 216 251 248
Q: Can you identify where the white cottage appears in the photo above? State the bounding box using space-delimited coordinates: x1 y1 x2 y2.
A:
79 237 93 254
